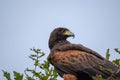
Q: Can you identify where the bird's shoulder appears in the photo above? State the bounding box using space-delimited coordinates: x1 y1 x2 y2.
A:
51 43 104 60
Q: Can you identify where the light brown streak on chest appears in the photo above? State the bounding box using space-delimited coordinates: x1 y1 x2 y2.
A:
53 50 89 64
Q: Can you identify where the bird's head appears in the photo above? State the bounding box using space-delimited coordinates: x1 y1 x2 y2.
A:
49 27 75 49
50 27 75 40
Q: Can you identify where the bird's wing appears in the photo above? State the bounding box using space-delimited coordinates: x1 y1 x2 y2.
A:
50 49 119 79
53 43 104 60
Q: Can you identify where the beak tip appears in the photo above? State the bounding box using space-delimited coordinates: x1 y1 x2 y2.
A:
73 34 75 39
71 33 75 39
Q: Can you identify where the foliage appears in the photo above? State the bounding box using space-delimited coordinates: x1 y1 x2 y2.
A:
2 48 120 80
2 48 58 80
106 48 120 67
97 48 120 80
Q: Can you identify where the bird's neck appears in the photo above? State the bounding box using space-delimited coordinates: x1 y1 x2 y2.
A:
49 39 69 50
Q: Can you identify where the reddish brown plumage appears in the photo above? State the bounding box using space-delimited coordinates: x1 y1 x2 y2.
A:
63 74 77 80
52 50 102 65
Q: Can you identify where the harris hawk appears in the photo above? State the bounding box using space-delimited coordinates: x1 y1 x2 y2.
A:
48 27 120 80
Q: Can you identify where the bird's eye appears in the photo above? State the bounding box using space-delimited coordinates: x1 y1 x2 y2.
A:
61 30 65 33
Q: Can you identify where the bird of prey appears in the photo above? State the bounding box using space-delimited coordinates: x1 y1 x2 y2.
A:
48 27 120 80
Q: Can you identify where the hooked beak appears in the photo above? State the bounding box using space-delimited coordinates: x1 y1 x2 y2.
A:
64 30 75 39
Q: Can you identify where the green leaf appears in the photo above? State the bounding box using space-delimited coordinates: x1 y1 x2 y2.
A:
97 75 103 80
106 48 110 60
34 59 39 66
26 76 35 80
112 59 120 67
13 71 23 80
2 70 11 80
114 48 120 54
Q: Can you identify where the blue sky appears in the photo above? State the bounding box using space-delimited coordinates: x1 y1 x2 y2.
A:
0 0 120 79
